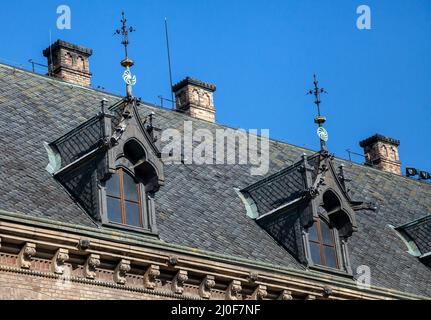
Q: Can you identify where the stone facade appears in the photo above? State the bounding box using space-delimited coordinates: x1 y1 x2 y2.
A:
0 211 424 300
43 40 92 87
360 134 401 175
173 77 216 123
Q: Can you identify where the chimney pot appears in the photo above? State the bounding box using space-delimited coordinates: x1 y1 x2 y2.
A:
359 134 401 175
43 40 93 87
172 77 216 123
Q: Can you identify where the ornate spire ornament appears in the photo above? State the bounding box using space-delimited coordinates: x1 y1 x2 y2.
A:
307 74 328 151
114 11 137 98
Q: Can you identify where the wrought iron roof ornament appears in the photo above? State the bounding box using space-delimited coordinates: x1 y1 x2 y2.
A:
114 11 137 98
307 74 328 151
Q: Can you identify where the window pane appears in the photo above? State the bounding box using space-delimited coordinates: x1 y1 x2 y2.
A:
310 242 322 265
107 196 122 224
324 246 337 268
123 172 139 202
106 173 120 198
308 223 319 242
125 201 141 227
320 221 334 245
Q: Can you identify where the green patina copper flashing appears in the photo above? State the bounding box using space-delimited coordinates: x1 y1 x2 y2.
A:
43 142 61 174
388 224 421 257
234 188 259 219
0 209 427 300
396 214 431 230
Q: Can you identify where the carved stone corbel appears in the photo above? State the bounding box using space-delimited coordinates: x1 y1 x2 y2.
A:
251 285 268 300
114 259 131 285
143 265 160 290
225 280 242 300
18 243 36 269
278 290 293 300
84 254 100 279
172 270 188 294
51 248 69 274
199 275 216 299
323 286 333 298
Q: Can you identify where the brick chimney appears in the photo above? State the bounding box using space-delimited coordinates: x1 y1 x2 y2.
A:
43 40 92 87
359 134 401 175
172 77 216 123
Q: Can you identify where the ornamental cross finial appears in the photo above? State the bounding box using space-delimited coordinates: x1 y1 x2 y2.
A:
114 11 136 62
114 11 137 97
307 74 329 150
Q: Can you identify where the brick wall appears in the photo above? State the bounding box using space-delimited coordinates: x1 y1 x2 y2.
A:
0 270 170 300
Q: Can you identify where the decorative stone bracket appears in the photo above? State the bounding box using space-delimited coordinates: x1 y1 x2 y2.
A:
84 254 101 279
51 248 69 274
144 264 160 290
199 275 216 299
251 285 268 300
172 270 189 294
114 259 131 285
278 290 293 300
18 243 36 269
226 280 242 300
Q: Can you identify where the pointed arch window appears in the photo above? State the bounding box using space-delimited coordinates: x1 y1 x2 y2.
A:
106 168 143 228
308 219 339 269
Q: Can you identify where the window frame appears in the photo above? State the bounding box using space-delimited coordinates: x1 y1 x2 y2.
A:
308 218 339 269
99 165 158 235
105 168 144 228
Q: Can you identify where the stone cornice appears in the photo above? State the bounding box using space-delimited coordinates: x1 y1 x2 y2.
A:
359 134 400 147
172 77 216 93
43 39 93 57
0 209 427 300
0 265 199 300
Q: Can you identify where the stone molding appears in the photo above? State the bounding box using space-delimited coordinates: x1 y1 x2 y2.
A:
199 275 216 299
18 243 36 269
52 248 69 274
84 254 100 279
114 259 131 285
0 213 425 300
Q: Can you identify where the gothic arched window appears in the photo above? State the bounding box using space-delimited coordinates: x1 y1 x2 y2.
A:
105 168 143 228
308 219 339 269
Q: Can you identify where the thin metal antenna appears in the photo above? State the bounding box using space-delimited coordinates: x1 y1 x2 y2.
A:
164 17 175 109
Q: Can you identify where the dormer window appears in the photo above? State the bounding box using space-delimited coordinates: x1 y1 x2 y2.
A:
106 168 143 228
308 218 339 269
240 152 360 276
46 89 164 236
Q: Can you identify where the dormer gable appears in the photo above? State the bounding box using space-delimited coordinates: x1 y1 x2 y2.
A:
45 97 164 234
240 151 375 274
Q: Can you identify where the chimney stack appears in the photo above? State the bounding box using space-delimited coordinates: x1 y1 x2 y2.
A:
359 134 401 175
172 77 216 123
43 40 92 87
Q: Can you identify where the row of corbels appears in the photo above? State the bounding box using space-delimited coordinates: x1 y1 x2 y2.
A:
13 241 304 300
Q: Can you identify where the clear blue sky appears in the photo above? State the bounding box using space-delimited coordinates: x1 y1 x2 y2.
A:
1 0 430 173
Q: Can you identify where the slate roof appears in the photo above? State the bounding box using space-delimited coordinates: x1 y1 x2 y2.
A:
398 215 431 255
241 153 320 215
0 63 430 297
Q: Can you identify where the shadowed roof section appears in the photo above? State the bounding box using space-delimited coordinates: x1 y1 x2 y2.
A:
0 63 430 297
397 215 431 255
